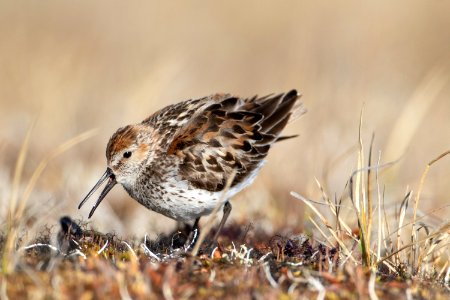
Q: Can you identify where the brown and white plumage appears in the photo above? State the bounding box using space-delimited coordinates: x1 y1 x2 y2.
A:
79 90 305 230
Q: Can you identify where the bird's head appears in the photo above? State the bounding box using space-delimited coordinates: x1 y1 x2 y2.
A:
78 124 153 218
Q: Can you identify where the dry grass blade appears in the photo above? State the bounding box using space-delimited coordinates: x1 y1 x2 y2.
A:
2 123 34 275
15 128 99 219
9 121 35 217
355 107 371 267
412 150 450 271
355 107 365 215
314 178 354 237
397 191 411 263
413 150 450 226
376 228 449 266
382 185 392 253
376 151 383 261
366 133 375 255
308 217 334 247
438 261 449 281
291 191 356 263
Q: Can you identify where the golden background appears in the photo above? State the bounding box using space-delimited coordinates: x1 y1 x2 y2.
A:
1 1 449 236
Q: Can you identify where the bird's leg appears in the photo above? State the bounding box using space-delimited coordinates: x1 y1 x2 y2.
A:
212 201 232 243
184 217 200 250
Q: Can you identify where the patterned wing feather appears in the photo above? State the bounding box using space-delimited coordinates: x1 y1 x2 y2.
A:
167 90 303 192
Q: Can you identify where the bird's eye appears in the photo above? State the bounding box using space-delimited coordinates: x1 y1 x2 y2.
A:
123 151 132 158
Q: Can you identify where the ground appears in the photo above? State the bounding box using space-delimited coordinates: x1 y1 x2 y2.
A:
1 219 448 299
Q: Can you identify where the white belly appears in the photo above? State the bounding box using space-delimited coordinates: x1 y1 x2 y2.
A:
129 163 264 222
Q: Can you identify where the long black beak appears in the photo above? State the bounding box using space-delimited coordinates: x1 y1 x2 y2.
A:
78 168 117 218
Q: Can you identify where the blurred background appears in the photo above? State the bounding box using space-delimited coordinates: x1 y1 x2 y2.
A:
1 1 449 237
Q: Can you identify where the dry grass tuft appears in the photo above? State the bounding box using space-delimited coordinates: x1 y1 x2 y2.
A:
292 126 450 290
2 129 97 275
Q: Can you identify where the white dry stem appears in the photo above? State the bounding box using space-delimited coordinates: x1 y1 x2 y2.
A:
307 275 326 300
397 192 410 263
368 271 379 300
210 247 218 259
381 260 397 274
184 228 198 252
286 261 303 267
141 243 161 262
327 256 333 273
122 241 137 260
208 269 216 283
437 261 449 281
67 249 87 259
258 252 272 262
227 243 253 266
263 262 279 288
406 288 413 300
97 240 109 255
71 239 80 248
382 186 391 253
287 283 298 295
245 248 253 265
355 107 365 215
339 249 355 268
376 151 383 261
309 217 333 247
310 250 319 260
445 264 450 285
21 243 59 252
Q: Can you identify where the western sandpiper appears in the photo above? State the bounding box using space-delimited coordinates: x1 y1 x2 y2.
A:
78 90 305 242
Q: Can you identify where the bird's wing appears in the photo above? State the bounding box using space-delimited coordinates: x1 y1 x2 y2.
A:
166 90 303 192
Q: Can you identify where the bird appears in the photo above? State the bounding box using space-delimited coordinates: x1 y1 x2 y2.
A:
78 89 305 243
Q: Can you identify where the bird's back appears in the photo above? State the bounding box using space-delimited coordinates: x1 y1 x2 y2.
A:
142 90 305 193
